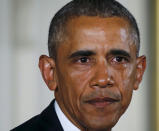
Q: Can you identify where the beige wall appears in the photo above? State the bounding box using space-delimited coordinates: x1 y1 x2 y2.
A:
156 0 159 130
0 0 152 130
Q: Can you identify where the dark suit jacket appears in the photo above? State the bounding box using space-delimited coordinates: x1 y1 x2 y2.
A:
11 100 64 131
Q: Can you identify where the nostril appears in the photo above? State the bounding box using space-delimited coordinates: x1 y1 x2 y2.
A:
101 83 113 88
107 83 113 87
90 83 113 88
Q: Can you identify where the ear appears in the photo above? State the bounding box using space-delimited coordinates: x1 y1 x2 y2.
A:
39 55 57 91
134 55 146 90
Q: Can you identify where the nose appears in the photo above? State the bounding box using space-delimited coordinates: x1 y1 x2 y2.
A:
90 62 114 88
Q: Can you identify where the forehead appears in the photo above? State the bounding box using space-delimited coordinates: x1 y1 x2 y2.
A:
65 16 132 44
66 16 131 32
59 16 136 57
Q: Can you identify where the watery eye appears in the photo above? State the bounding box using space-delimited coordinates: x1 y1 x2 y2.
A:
115 57 123 62
79 57 89 63
113 56 128 63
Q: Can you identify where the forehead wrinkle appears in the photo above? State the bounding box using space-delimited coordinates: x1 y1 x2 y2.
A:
82 28 106 42
83 28 105 37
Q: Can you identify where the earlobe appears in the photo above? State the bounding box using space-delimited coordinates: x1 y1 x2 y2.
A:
39 55 57 91
134 55 146 90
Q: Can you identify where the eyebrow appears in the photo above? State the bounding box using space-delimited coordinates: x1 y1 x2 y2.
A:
68 50 96 59
107 49 131 58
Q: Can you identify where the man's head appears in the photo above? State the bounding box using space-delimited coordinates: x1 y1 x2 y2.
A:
39 0 146 130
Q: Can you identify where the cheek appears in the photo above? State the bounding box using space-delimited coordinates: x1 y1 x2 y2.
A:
68 69 93 96
57 67 95 119
112 65 136 107
57 65 93 104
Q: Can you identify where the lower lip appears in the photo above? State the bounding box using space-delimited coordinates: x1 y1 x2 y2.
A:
88 101 114 108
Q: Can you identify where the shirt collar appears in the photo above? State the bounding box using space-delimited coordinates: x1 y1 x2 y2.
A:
54 100 80 131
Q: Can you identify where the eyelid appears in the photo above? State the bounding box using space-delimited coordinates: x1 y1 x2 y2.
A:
108 54 130 59
106 49 131 58
72 56 89 62
115 55 130 61
107 55 131 64
72 56 95 64
68 50 96 59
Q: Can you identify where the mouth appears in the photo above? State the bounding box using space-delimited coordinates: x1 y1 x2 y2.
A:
86 97 119 108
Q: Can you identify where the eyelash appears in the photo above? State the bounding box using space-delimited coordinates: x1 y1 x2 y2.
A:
111 56 129 64
71 56 94 65
72 56 130 65
75 56 90 63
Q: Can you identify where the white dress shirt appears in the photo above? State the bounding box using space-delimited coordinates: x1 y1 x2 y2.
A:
54 101 80 131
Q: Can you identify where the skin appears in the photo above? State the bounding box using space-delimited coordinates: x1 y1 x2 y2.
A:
39 16 146 131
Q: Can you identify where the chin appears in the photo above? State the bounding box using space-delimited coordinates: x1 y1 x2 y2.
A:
83 116 120 131
85 124 115 131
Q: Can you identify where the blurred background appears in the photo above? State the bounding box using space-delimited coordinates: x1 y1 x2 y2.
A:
0 0 158 130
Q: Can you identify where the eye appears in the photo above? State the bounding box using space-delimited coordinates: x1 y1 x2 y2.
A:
78 57 90 63
112 56 129 64
71 56 95 68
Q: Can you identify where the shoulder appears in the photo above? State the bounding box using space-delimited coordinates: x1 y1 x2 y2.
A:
11 115 41 131
11 100 64 131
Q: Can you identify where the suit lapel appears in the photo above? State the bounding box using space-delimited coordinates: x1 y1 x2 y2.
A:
39 99 64 131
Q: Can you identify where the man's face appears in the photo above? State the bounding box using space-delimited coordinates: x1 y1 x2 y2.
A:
53 16 145 130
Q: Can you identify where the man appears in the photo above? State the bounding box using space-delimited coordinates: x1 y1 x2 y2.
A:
12 0 146 130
